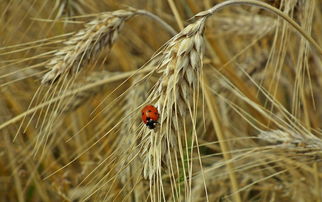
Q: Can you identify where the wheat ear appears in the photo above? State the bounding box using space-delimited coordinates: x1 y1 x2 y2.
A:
41 8 177 84
41 10 135 84
140 18 205 180
210 15 275 35
117 75 153 200
259 130 322 150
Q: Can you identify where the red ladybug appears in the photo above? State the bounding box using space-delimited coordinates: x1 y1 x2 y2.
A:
142 105 159 129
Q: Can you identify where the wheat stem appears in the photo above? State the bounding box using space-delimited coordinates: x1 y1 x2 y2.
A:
193 0 322 54
201 78 241 202
167 0 184 30
136 9 177 35
204 0 322 54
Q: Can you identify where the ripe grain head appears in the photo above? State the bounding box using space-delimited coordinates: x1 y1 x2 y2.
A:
41 10 136 84
139 18 206 180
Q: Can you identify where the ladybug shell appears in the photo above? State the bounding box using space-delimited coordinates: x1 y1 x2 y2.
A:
141 105 159 124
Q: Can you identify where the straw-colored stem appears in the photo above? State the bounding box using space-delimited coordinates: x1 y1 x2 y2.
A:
5 135 25 202
168 0 184 30
314 163 322 202
136 9 177 35
198 0 322 54
201 78 241 202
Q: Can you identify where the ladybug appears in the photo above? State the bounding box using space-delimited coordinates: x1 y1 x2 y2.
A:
141 105 159 129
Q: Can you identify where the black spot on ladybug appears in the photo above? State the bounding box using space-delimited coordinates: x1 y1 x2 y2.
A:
148 110 151 112
154 112 158 115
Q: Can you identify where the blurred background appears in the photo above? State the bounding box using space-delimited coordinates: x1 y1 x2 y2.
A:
0 0 321 201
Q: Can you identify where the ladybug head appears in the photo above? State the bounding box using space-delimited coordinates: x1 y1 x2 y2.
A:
146 119 157 129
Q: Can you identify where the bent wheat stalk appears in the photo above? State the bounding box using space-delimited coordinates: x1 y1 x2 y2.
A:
194 0 322 54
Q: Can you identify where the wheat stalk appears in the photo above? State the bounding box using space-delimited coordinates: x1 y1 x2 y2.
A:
194 0 322 54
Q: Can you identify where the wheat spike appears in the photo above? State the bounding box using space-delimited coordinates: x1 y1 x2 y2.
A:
210 15 275 35
116 75 154 200
140 18 206 179
259 130 322 150
41 10 135 84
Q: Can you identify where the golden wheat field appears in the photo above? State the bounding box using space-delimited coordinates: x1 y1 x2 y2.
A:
0 0 322 201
